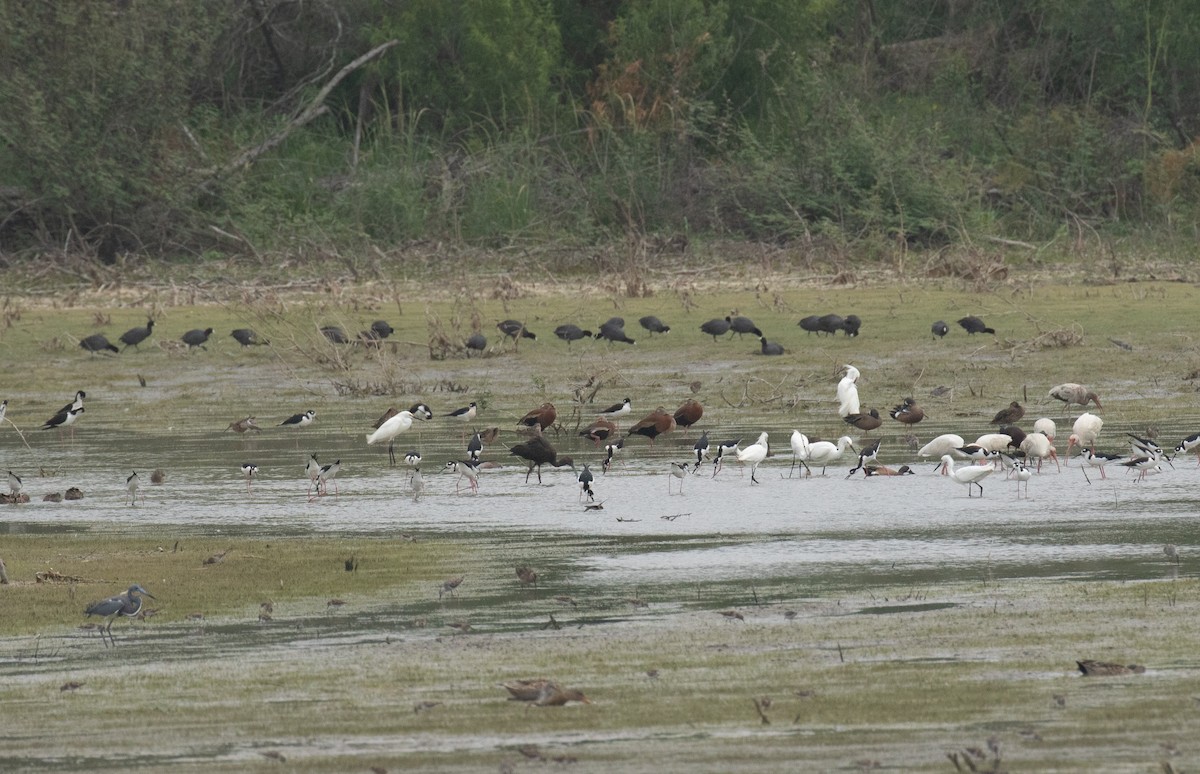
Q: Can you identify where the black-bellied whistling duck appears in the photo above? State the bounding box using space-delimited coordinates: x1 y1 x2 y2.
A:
580 418 617 446
673 399 703 432
517 402 556 431
990 401 1024 425
626 407 676 445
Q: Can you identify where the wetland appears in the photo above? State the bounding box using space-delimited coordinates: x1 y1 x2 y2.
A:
2 263 1200 772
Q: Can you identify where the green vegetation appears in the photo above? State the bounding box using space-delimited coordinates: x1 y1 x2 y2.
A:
3 1 1200 266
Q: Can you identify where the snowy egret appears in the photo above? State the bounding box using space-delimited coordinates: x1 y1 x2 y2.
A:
837 365 860 418
807 436 856 475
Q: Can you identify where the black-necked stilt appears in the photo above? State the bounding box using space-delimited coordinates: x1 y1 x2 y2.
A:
305 454 321 495
0 399 7 425
711 438 741 477
320 325 349 344
1014 462 1033 497
1120 456 1162 481
7 470 21 496
497 320 536 350
699 318 732 341
931 320 949 339
230 328 269 347
957 316 995 335
181 328 214 350
673 399 703 433
957 444 997 464
668 462 688 494
126 471 143 505
580 418 617 446
317 459 341 496
226 416 262 433
602 438 623 473
85 584 155 647
410 466 424 502
990 401 1025 426
941 455 993 496
597 398 631 420
241 463 258 491
42 406 85 435
758 337 784 356
692 431 710 472
1127 432 1166 462
639 316 670 335
79 333 119 354
509 436 574 484
806 436 856 476
595 318 635 345
1174 432 1200 465
1049 383 1102 409
844 409 882 432
465 332 487 355
280 410 316 429
798 315 823 334
517 402 556 431
728 315 760 338
789 430 811 477
445 402 477 424
467 428 485 460
842 315 862 337
553 324 592 345
626 407 676 446
736 432 769 483
118 320 154 351
577 464 594 501
1079 449 1122 481
837 365 860 418
444 459 480 494
847 438 881 477
404 450 422 468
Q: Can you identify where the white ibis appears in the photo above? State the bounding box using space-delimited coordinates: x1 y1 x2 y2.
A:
837 366 861 418
806 436 856 475
919 434 966 474
1065 413 1103 460
1020 431 1059 472
1049 383 1102 409
789 430 812 477
735 432 769 484
941 455 993 497
972 433 1015 453
1033 417 1057 441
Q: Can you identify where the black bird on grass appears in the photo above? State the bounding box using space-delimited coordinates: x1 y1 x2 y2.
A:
554 324 592 346
497 320 536 348
728 315 761 338
596 317 635 345
817 314 844 335
931 320 949 339
230 328 268 347
639 315 670 335
320 325 349 344
182 328 214 350
118 320 154 351
80 334 119 354
465 332 487 355
758 337 784 355
798 315 823 334
957 316 995 335
700 318 733 341
842 315 862 337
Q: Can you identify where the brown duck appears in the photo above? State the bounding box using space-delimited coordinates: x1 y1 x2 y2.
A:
889 398 925 425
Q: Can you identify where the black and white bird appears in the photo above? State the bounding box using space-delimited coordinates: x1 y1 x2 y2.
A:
692 431 710 472
42 406 85 434
467 432 483 462
577 464 595 501
316 459 341 496
241 463 259 491
7 470 21 496
126 471 143 506
118 320 155 351
1079 449 1123 481
1120 456 1163 482
445 402 478 424
0 398 7 425
668 461 688 494
847 439 882 477
80 334 119 354
711 438 742 477
404 451 422 468
1174 432 1200 465
280 410 316 429
181 327 214 350
601 438 624 474
444 459 481 494
305 454 321 496
597 398 632 421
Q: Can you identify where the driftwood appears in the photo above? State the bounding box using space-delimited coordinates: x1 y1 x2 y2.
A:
200 39 399 182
